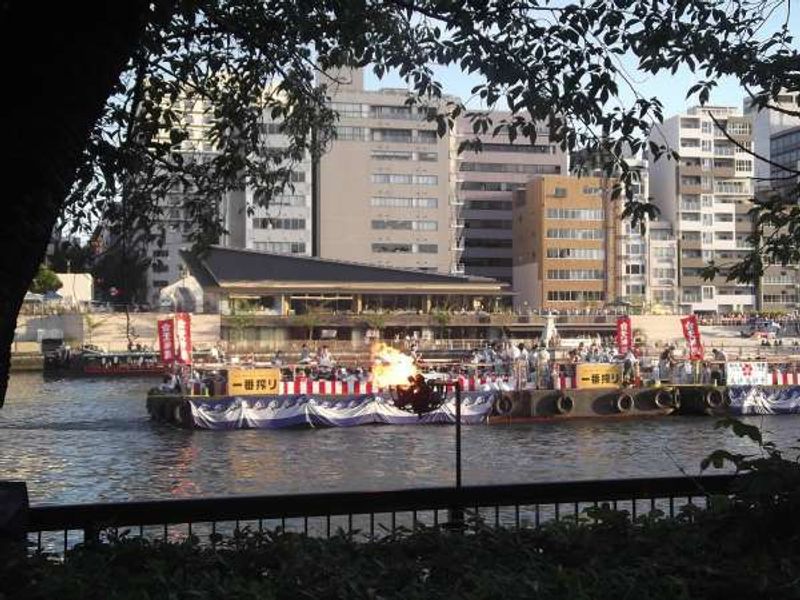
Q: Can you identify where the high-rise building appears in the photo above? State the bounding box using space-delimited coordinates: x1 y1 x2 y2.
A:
648 106 755 314
645 219 678 312
512 175 618 311
455 114 567 283
744 92 800 187
244 120 313 256
756 125 800 311
318 69 457 274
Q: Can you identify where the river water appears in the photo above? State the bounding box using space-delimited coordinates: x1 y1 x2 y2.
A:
1 373 797 506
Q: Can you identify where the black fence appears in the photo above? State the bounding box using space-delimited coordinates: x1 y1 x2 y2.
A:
27 474 737 555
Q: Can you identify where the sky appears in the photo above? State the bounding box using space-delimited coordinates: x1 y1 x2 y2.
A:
364 2 800 120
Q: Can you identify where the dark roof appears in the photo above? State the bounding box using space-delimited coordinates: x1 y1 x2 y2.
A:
181 246 502 287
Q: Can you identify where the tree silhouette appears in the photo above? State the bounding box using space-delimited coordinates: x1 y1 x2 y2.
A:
1 0 798 404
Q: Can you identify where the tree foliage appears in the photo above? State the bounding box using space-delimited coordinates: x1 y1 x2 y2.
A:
61 0 799 254
29 265 63 295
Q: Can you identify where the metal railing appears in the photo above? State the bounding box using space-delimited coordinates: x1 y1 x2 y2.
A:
27 474 736 555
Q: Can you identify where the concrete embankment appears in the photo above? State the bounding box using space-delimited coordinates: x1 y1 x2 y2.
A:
10 353 43 372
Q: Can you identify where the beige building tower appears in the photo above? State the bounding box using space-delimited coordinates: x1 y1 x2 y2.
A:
512 175 619 311
318 69 457 273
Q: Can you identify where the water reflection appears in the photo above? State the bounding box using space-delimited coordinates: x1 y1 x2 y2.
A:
0 373 793 505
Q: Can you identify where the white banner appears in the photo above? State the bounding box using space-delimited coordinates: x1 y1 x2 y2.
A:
726 361 770 385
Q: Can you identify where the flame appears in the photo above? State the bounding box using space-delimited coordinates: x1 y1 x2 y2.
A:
371 343 418 388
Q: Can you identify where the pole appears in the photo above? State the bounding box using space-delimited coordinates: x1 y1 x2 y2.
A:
455 380 462 490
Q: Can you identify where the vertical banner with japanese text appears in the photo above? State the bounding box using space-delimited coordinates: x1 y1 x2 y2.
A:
616 315 633 355
680 314 704 360
157 318 175 364
174 312 192 364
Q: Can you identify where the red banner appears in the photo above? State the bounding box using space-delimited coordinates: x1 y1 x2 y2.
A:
680 314 704 360
174 312 192 364
157 318 175 364
616 316 633 355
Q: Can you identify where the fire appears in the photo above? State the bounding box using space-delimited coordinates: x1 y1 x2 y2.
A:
371 343 418 388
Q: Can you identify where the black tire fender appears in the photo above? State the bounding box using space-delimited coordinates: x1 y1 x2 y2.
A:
556 395 574 415
705 388 725 409
495 394 513 416
616 393 634 413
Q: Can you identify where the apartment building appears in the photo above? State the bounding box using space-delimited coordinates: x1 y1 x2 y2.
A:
245 121 313 256
512 175 618 311
318 69 456 274
455 114 567 283
646 219 678 311
744 92 800 187
649 106 756 314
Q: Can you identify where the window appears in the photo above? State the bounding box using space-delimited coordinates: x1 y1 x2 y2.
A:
480 143 554 154
416 130 438 143
701 139 713 152
371 219 438 231
626 244 644 255
681 138 700 148
252 218 306 230
682 267 705 277
654 247 675 258
727 122 751 136
371 173 411 184
545 228 604 240
545 248 605 259
466 219 513 230
714 212 733 223
701 214 713 226
253 241 306 254
462 257 513 267
414 175 438 185
546 290 606 302
702 232 714 244
334 126 367 141
153 280 169 288
546 208 604 220
152 263 169 273
459 181 524 192
682 249 702 259
701 121 713 134
371 128 412 143
372 150 412 161
715 231 733 241
466 200 513 211
465 238 513 249
459 162 561 175
330 102 364 118
271 194 306 207
583 186 603 196
653 268 676 279
681 212 701 222
625 264 644 275
702 286 715 300
626 284 645 295
371 243 438 254
370 196 438 208
701 195 714 207
654 290 675 302
370 105 413 119
735 159 753 172
547 269 604 280
418 152 438 162
152 250 169 258
552 187 567 198
371 173 438 185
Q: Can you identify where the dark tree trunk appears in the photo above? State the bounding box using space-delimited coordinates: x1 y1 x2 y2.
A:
0 2 151 405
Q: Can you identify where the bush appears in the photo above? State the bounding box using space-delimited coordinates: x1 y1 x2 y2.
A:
4 495 800 600
7 421 800 599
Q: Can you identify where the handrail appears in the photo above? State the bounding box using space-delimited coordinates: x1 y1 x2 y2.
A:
27 474 737 533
